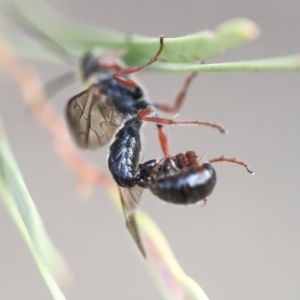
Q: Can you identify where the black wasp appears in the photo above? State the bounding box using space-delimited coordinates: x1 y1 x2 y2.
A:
111 145 253 216
67 37 228 256
11 6 237 257
66 37 226 151
136 151 253 205
69 37 226 203
109 145 253 256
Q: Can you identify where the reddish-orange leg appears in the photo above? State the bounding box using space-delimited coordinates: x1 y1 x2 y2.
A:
154 73 198 114
142 72 227 156
154 73 198 156
99 35 165 88
138 107 227 135
139 109 227 133
146 71 227 134
202 156 253 207
209 155 254 174
156 124 170 156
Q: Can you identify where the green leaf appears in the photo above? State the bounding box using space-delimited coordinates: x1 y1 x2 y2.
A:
0 117 69 300
6 0 259 64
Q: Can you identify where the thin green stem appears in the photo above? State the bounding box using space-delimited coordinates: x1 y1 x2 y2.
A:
0 119 68 300
151 55 300 72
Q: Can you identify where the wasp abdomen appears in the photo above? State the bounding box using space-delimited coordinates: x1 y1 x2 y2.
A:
108 118 142 187
150 163 216 204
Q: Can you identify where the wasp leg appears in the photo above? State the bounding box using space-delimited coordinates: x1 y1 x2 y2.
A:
209 155 254 174
156 124 170 156
109 35 164 88
137 108 228 134
154 72 198 114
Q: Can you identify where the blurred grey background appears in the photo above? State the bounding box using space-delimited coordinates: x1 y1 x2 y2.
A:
0 0 300 299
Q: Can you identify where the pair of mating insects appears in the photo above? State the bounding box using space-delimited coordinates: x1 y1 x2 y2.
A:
64 37 253 255
68 36 253 204
14 6 252 255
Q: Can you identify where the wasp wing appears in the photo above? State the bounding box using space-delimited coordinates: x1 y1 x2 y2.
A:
119 185 145 257
125 214 146 258
66 85 123 149
119 185 143 217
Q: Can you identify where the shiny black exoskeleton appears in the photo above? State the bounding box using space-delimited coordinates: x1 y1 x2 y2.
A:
68 44 166 259
136 151 217 204
80 52 149 116
66 50 158 149
108 118 142 187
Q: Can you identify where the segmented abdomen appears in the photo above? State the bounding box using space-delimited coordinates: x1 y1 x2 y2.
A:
150 163 216 204
108 118 142 187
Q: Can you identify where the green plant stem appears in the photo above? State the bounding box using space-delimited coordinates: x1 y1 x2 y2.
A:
5 0 259 63
151 55 300 72
0 118 68 300
3 34 300 72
